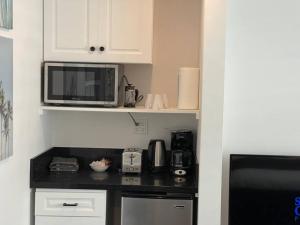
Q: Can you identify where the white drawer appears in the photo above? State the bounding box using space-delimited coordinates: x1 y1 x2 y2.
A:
35 189 106 218
35 216 105 225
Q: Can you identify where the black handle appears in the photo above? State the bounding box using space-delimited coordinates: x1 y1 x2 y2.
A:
63 203 78 207
174 205 185 209
148 141 154 164
90 46 95 52
135 89 139 101
99 46 105 52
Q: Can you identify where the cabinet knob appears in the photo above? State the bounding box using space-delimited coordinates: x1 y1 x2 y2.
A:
90 46 96 52
99 46 105 52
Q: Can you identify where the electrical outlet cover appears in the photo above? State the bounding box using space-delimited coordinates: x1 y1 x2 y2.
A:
134 120 148 135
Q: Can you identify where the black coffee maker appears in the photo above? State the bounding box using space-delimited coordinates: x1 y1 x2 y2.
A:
170 130 194 176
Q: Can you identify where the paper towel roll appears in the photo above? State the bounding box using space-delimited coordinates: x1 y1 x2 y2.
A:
177 67 200 109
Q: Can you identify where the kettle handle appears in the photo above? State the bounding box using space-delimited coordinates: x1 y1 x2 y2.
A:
135 89 144 103
148 141 154 164
135 89 139 101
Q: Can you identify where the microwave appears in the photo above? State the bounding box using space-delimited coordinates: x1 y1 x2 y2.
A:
43 62 122 106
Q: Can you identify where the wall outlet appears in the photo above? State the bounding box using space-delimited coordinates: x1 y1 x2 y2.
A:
134 120 148 135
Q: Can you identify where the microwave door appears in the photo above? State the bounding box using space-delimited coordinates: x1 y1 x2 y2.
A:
44 63 119 106
74 69 91 100
84 72 95 98
104 68 116 104
97 68 106 102
94 67 116 105
46 66 65 101
74 70 84 98
53 67 99 102
64 70 77 98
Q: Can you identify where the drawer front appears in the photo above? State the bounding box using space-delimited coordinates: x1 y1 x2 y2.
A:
35 189 106 217
35 216 105 225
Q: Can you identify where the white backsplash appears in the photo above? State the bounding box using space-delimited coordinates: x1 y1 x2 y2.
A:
50 111 198 150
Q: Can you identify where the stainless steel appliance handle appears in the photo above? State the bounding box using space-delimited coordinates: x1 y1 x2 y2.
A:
121 192 194 200
174 205 185 209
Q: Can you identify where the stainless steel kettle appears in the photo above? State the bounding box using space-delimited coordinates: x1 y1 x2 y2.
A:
148 140 167 172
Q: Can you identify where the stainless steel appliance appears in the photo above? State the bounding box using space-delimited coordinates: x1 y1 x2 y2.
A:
121 192 193 225
148 140 167 172
170 130 194 176
122 148 143 173
43 62 122 106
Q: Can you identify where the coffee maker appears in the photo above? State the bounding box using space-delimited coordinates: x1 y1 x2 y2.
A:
170 130 194 176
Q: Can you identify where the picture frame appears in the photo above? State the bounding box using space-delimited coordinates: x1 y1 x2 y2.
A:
0 36 13 160
0 0 13 30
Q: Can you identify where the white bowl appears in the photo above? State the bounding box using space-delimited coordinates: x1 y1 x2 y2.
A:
90 162 110 172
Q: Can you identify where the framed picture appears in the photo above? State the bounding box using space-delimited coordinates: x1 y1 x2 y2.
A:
0 36 13 160
0 0 13 29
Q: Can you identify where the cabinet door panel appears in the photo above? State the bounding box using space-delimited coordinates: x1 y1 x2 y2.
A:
44 0 99 61
109 0 141 51
104 0 153 63
55 0 89 49
44 0 153 63
89 0 107 47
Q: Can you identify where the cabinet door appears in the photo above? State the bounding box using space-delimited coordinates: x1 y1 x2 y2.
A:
44 0 104 62
44 0 153 63
102 0 153 63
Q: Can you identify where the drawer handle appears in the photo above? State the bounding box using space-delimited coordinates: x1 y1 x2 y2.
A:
63 203 78 207
174 205 185 209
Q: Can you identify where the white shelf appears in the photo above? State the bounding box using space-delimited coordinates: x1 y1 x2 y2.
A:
41 105 200 118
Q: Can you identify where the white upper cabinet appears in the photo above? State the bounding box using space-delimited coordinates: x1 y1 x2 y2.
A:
44 0 154 64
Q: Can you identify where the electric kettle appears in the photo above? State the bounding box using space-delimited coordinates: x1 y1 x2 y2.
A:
148 140 167 172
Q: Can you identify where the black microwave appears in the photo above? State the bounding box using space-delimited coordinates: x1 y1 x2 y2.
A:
43 62 122 106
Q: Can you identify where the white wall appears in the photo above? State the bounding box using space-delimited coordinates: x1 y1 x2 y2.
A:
124 0 202 108
197 0 226 225
0 1 51 225
222 0 300 224
51 112 197 150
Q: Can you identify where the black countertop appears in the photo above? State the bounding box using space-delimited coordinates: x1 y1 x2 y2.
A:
30 147 198 194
